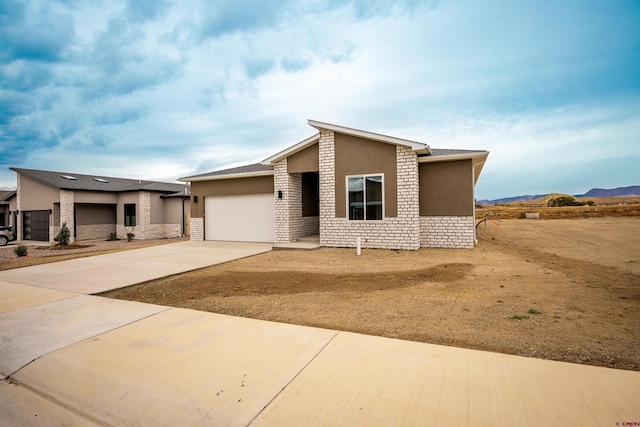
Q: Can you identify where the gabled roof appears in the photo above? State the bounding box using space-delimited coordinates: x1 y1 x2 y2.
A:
11 168 188 196
261 134 320 167
179 163 274 182
0 190 16 201
262 119 431 166
308 120 431 154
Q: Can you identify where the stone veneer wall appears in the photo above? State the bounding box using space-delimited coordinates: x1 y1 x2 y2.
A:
59 189 75 243
50 226 60 242
274 159 290 245
420 216 475 248
190 217 204 240
114 191 183 240
319 130 421 250
116 223 181 240
77 224 117 240
274 160 320 245
295 216 319 238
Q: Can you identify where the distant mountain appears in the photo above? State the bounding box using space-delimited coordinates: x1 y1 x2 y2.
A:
477 194 547 205
580 186 640 198
479 185 640 205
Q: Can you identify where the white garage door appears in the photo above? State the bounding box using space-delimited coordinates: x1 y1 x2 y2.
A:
205 194 275 242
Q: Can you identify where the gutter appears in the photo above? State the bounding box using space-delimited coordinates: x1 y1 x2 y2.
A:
178 170 274 182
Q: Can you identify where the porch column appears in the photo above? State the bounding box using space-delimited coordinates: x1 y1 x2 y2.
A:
59 189 75 243
274 158 290 245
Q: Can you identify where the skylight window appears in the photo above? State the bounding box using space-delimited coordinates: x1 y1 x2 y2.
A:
93 178 108 183
61 175 77 180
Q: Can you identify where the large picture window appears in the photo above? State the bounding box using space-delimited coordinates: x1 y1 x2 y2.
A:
347 174 383 220
124 204 136 226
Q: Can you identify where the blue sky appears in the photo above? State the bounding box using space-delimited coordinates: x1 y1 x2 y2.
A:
1 0 638 199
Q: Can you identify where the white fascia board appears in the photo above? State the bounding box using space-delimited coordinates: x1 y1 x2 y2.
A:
418 151 489 185
178 170 274 182
418 151 489 164
307 119 431 154
261 134 320 166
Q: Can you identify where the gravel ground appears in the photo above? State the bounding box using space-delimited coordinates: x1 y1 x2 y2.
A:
0 237 188 261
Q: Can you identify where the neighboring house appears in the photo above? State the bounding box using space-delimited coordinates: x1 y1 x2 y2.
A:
181 120 489 250
0 190 17 230
9 168 191 243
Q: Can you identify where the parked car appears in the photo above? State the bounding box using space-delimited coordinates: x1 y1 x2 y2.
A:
0 226 16 246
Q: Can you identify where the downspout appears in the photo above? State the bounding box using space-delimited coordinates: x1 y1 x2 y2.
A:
472 163 477 245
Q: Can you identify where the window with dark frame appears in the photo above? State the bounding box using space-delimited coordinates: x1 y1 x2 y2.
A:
347 174 383 220
124 204 136 226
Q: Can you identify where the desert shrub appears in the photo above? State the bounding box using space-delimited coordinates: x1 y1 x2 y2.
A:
14 245 28 257
56 222 71 246
107 232 120 241
127 232 135 242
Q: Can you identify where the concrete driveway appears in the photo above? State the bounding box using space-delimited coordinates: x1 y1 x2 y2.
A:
1 241 639 426
0 241 272 294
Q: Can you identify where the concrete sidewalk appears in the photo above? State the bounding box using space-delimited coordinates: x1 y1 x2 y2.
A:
1 242 639 426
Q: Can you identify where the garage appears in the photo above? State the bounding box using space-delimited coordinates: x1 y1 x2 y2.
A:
205 194 274 242
23 210 50 241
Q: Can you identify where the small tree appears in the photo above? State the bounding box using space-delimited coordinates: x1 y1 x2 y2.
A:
56 222 71 246
547 196 583 207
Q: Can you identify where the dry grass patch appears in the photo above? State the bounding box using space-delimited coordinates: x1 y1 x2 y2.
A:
103 218 640 371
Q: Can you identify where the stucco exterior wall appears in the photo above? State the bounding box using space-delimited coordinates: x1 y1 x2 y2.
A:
150 193 165 224
16 175 59 211
74 191 118 204
287 143 319 173
164 197 187 231
334 133 398 218
319 131 420 250
419 160 474 216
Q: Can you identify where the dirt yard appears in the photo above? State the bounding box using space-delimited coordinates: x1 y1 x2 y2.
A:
102 217 640 371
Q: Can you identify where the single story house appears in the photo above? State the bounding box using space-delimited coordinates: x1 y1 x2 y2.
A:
181 120 489 250
0 190 17 229
9 168 191 243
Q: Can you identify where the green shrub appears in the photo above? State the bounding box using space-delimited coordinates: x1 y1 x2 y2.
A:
547 196 592 207
56 222 71 246
127 232 135 242
14 245 28 257
107 232 120 241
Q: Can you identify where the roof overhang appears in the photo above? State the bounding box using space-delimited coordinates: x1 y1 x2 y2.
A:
418 151 490 184
307 119 431 155
178 169 274 182
261 134 320 166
